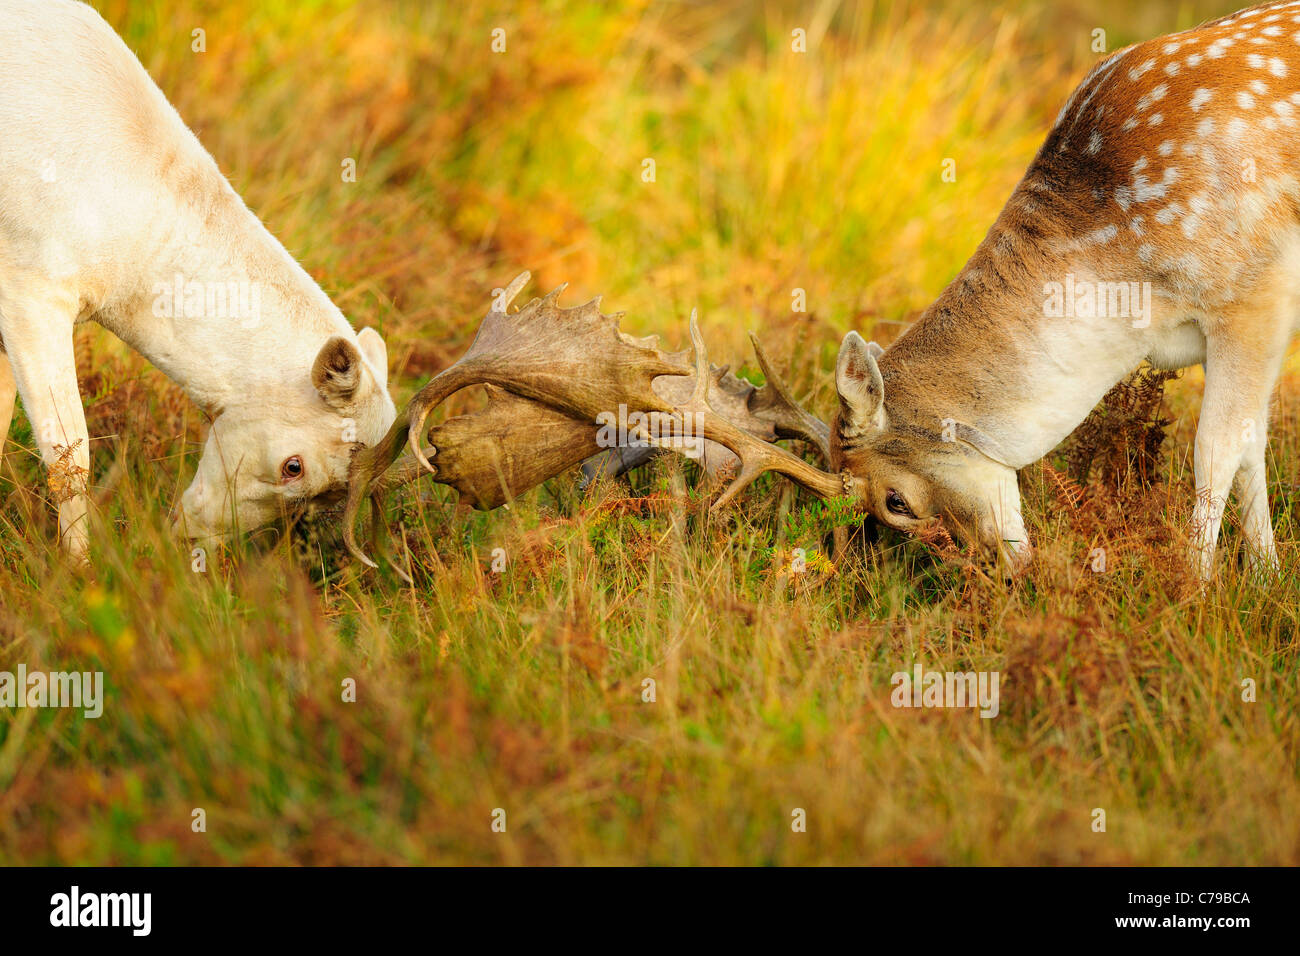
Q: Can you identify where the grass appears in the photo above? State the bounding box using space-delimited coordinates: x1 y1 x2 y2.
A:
1 0 1297 864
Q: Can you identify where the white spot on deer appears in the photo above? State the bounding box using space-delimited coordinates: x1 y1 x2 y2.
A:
1275 99 1296 119
1164 60 1181 76
1251 79 1270 95
1087 224 1119 244
1137 84 1169 111
1114 185 1134 210
1226 116 1249 141
1239 90 1257 108
1182 194 1211 238
1187 53 1204 66
1086 131 1103 155
1133 166 1175 203
1191 88 1214 110
1130 215 1146 236
1129 59 1157 80
1148 113 1164 126
1264 25 1284 36
1270 56 1289 75
1138 243 1155 262
1207 38 1233 57
1123 116 1138 131
1163 42 1181 55
1134 177 1161 202
1132 156 1149 174
1158 140 1174 156
1155 202 1185 225
1247 53 1266 68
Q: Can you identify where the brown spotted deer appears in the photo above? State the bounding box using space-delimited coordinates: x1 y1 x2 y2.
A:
0 0 396 559
345 3 1300 585
817 0 1300 582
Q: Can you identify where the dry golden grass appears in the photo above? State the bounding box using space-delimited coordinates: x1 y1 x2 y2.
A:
0 0 1296 865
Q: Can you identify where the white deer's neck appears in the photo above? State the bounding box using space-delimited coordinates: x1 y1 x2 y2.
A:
97 182 351 415
885 244 1156 467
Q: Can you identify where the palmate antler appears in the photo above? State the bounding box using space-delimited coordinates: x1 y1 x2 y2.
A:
343 273 859 573
582 333 833 483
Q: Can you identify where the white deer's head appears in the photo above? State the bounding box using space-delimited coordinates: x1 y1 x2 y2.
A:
173 327 397 541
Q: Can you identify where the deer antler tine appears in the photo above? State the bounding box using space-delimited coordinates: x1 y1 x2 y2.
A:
404 362 486 475
409 427 437 474
539 283 568 308
344 412 412 569
638 310 847 507
344 522 379 569
713 462 764 509
747 331 832 463
343 485 380 568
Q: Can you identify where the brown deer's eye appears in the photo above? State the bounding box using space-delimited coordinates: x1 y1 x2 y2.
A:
280 456 304 482
886 489 915 518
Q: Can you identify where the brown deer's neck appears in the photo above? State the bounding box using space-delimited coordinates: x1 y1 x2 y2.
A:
879 204 1154 467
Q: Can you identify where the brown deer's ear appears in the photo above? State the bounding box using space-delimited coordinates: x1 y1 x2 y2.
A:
836 331 886 434
312 335 371 411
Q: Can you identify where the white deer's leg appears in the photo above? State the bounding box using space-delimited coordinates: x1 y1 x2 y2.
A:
1233 406 1278 574
1191 403 1244 583
0 305 91 560
0 349 15 453
1193 317 1287 582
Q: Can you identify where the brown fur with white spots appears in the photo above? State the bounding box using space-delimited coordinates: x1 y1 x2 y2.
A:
833 0 1300 580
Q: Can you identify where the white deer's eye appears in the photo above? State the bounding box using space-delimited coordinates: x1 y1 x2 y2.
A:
280 456 305 482
885 489 915 519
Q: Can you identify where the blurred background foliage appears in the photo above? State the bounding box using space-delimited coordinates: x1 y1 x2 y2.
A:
96 0 1246 393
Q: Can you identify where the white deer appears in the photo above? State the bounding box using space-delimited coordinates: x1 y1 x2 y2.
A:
0 0 396 558
830 1 1300 581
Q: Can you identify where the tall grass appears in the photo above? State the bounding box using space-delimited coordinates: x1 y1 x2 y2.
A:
1 0 1296 864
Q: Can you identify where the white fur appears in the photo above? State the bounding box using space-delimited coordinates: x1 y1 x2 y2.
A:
0 0 396 554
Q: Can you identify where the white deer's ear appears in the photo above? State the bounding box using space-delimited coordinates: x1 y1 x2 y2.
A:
836 331 886 433
312 335 373 411
356 327 389 391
